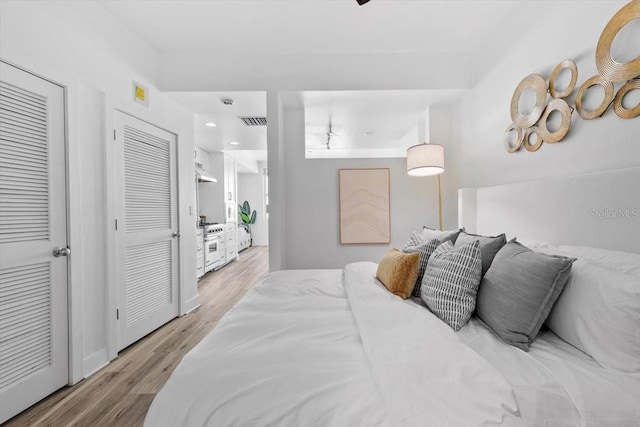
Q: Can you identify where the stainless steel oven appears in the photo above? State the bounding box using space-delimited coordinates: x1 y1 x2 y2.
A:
203 224 224 272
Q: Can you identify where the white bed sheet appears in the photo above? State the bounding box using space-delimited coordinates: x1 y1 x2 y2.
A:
455 318 640 427
144 262 639 427
146 269 390 426
144 263 524 426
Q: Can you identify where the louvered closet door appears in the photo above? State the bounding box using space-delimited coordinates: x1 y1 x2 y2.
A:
0 62 68 423
114 112 179 351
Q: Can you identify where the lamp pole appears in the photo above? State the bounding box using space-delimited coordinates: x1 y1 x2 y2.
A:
437 175 443 231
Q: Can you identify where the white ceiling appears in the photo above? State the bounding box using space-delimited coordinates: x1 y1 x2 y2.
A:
99 0 548 163
100 0 521 56
303 89 467 158
167 91 266 151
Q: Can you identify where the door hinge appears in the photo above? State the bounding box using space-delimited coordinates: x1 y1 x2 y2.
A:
113 129 116 140
115 219 118 230
116 308 119 320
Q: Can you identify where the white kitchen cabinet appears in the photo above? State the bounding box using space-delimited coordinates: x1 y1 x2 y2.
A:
223 155 236 205
218 237 226 266
194 146 204 170
223 156 238 263
195 146 211 177
224 155 236 203
224 203 235 223
225 222 237 263
196 228 204 279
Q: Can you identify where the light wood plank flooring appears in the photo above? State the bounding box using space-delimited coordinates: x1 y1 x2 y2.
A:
4 246 269 427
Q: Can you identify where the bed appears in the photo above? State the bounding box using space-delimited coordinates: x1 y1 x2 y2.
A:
144 167 640 426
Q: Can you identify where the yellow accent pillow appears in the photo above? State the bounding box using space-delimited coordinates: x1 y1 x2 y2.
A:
376 249 420 299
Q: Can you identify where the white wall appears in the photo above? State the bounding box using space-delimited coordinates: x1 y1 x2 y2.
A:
282 106 442 269
0 1 199 380
444 1 639 226
273 1 639 270
238 163 269 246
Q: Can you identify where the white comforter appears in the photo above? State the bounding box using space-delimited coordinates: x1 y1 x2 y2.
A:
144 262 524 426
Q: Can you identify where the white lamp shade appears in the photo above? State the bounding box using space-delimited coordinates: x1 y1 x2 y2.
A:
407 143 444 176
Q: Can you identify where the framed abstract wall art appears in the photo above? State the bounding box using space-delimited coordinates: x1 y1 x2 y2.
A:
339 168 390 244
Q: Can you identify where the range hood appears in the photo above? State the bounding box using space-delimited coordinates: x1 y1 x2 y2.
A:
196 169 217 183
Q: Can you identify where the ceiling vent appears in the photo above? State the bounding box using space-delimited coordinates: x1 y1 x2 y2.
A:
239 116 268 126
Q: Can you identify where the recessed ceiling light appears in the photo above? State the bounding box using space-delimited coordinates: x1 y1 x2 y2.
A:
204 122 217 127
229 141 239 145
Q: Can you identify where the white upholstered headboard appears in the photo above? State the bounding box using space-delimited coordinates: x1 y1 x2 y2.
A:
458 166 640 254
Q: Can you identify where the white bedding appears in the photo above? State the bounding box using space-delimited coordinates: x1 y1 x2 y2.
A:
458 320 640 426
144 262 638 426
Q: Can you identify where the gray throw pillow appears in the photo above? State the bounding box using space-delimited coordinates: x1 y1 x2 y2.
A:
421 240 482 331
403 230 428 249
422 226 463 244
476 241 576 351
455 231 506 277
403 239 441 297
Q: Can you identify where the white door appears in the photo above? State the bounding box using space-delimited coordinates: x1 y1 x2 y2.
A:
0 62 68 423
113 112 179 351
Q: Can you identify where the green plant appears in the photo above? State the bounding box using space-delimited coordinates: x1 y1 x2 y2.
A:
238 200 257 232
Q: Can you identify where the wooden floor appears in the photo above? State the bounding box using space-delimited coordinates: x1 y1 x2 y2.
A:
4 246 269 427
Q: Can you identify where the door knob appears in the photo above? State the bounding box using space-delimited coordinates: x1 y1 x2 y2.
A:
173 231 181 238
53 247 71 257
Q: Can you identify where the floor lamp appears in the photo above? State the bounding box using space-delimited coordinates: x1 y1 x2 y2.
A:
406 143 445 231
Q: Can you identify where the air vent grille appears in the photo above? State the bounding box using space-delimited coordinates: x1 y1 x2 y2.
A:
239 117 267 126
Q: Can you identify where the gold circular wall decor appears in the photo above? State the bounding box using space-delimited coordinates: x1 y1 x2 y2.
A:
595 1 640 82
504 124 523 153
510 74 548 128
613 79 640 118
548 59 578 99
575 75 615 120
538 99 572 143
523 126 543 152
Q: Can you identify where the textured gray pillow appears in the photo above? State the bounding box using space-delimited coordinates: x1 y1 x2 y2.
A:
455 231 506 277
421 227 463 244
421 240 482 331
403 230 428 249
476 241 576 351
403 239 441 297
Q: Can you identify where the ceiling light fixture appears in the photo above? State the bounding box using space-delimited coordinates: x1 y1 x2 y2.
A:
204 122 217 127
326 121 334 150
229 141 239 146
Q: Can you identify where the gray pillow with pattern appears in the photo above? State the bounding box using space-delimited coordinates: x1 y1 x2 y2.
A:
421 240 482 331
403 239 441 297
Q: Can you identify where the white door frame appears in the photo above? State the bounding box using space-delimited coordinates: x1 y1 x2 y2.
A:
104 105 183 360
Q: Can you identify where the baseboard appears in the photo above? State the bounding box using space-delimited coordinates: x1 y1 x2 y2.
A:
252 240 269 246
183 294 201 315
83 348 110 378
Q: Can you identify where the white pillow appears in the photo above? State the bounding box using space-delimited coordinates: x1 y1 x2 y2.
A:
546 256 640 373
513 239 558 250
558 245 640 278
